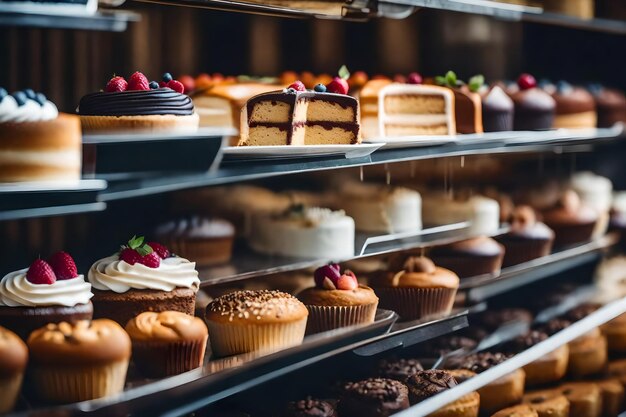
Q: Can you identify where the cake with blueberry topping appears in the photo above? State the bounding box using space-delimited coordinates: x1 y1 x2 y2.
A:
0 88 81 183
78 72 199 133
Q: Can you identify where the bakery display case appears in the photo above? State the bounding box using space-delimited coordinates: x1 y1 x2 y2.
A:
3 0 626 416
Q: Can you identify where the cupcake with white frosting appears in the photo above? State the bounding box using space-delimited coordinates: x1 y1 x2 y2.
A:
0 251 93 339
88 235 200 326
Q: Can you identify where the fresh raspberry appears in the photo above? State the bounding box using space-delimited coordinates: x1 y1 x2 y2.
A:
119 248 142 265
178 75 196 93
147 242 170 259
127 71 150 91
139 252 161 268
167 80 185 94
48 251 78 280
517 73 537 90
407 72 423 85
104 76 128 93
288 81 306 92
394 74 407 83
326 77 349 95
26 259 56 285
159 81 168 88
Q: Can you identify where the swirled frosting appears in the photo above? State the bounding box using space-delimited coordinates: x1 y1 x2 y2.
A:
0 268 93 307
78 88 194 116
88 255 200 293
0 91 58 122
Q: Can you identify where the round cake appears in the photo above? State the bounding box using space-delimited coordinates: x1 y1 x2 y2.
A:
496 206 555 267
0 88 81 183
429 236 505 278
551 82 597 129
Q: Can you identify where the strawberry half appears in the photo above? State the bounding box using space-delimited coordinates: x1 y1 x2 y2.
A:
48 251 78 280
147 242 170 259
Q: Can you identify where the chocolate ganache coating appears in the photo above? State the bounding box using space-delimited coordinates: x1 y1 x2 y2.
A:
406 370 457 404
78 88 194 116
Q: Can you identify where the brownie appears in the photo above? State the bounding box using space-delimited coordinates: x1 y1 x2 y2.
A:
406 370 457 404
0 302 93 340
283 398 337 417
456 352 510 373
338 378 409 417
480 308 533 331
378 358 423 382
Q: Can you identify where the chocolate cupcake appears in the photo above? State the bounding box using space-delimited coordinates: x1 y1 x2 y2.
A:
406 370 480 417
481 85 514 132
373 256 459 321
480 308 533 331
283 398 337 417
542 191 599 247
338 378 409 417
378 358 423 382
588 84 626 128
551 81 597 129
511 74 556 131
429 237 505 278
0 326 27 413
297 264 378 334
496 206 555 267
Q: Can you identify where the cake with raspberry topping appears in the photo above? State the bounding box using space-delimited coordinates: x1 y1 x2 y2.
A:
78 72 199 133
512 73 556 130
0 88 81 183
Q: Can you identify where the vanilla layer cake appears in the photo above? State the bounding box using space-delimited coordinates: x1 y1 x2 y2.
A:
238 90 361 146
378 84 456 137
359 79 392 139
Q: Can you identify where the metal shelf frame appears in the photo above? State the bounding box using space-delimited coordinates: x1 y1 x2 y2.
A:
0 9 139 31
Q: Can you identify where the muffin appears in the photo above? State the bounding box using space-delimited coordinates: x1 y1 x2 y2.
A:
551 82 597 129
429 237 505 278
567 328 608 378
503 330 569 386
406 369 480 417
588 84 626 128
0 252 93 340
378 358 424 382
496 206 555 267
88 236 200 326
373 256 459 321
283 398 337 417
297 264 378 334
0 326 28 413
594 378 624 417
205 290 308 357
455 352 525 415
600 313 626 352
27 319 131 403
491 405 538 417
511 74 556 131
523 390 570 417
155 217 235 267
125 310 208 377
481 85 514 132
542 191 599 247
557 383 602 417
338 378 410 417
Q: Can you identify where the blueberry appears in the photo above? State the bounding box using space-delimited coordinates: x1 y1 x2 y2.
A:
24 88 36 100
35 93 47 106
0 88 7 101
12 91 27 106
557 80 573 94
162 73 173 82
149 81 159 89
314 83 327 93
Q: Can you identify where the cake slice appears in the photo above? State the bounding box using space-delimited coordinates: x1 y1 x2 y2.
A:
239 88 361 146
378 83 456 137
359 79 393 139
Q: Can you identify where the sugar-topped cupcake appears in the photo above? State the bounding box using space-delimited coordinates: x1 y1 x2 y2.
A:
297 264 378 334
88 235 200 326
0 252 93 339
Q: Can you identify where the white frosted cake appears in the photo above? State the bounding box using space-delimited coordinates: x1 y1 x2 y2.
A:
0 0 97 15
422 192 500 235
249 205 355 259
334 182 422 233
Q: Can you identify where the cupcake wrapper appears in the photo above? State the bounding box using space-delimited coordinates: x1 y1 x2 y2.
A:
374 287 457 321
31 360 128 403
207 319 307 358
132 338 208 378
304 303 378 335
0 373 24 413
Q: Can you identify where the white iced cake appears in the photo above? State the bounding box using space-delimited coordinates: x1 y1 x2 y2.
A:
249 205 355 259
422 192 500 235
334 182 422 233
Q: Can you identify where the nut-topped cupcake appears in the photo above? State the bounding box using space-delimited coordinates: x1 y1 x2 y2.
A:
0 252 93 339
0 326 27 413
205 290 308 357
496 206 555 267
373 256 459 321
88 236 200 326
78 72 199 133
406 370 479 417
297 264 378 334
338 378 410 417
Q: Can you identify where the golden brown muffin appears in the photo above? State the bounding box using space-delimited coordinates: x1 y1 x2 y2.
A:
568 328 608 378
593 378 624 417
27 320 131 403
523 390 570 417
125 311 208 377
0 326 28 413
373 256 459 321
600 313 626 353
557 383 602 417
491 404 538 417
406 370 479 417
607 359 626 388
205 290 308 357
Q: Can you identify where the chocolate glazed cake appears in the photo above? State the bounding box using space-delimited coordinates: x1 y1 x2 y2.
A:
238 89 361 146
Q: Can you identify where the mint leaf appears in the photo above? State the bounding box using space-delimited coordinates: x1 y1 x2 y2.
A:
338 65 350 80
468 74 485 92
445 71 457 88
136 245 153 257
435 76 446 86
128 235 144 250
